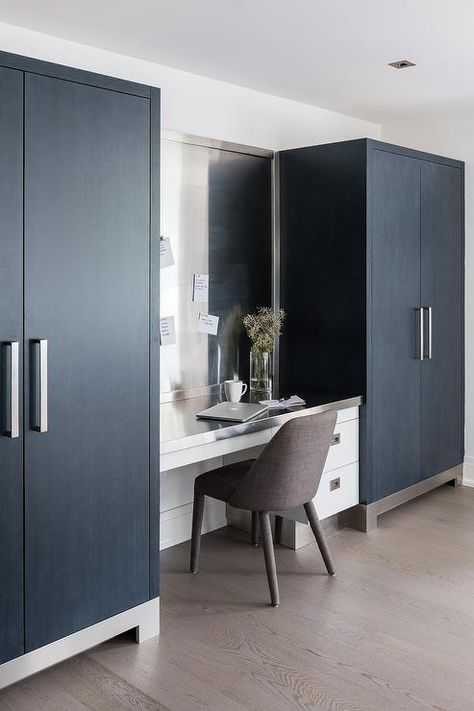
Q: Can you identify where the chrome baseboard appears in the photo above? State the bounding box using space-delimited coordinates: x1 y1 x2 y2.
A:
342 465 463 532
0 597 160 690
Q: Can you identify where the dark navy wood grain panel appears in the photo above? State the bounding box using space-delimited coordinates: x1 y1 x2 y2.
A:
0 67 24 664
279 140 367 396
420 162 464 477
0 49 150 98
24 73 151 651
208 150 272 387
370 150 421 500
149 87 161 600
367 139 463 170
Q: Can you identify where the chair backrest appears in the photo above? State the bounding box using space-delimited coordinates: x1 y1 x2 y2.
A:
228 409 337 512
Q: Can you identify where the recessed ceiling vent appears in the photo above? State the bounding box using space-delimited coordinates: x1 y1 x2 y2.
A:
388 59 416 69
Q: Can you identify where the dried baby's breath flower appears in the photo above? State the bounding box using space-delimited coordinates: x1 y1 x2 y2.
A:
242 307 285 353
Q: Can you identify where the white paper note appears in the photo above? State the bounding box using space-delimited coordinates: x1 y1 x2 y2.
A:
197 312 219 336
259 395 306 409
160 237 174 268
192 273 209 302
160 316 176 345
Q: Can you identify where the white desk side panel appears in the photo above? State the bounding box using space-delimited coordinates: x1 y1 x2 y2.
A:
160 457 228 550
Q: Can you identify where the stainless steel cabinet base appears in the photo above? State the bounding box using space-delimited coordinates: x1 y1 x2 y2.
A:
343 465 463 532
0 598 160 691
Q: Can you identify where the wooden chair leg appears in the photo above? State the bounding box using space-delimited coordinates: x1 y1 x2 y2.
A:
251 511 259 546
304 500 335 576
190 492 205 574
259 512 280 607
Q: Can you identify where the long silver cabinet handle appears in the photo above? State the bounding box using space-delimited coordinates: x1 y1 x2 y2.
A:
416 308 424 360
427 306 433 359
6 341 19 438
35 339 48 432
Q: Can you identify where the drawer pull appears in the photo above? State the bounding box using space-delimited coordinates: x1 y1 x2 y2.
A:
331 433 341 446
329 477 341 492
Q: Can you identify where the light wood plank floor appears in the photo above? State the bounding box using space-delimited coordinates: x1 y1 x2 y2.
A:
2 484 474 710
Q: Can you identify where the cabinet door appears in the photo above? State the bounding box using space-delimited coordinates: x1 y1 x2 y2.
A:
0 67 24 664
420 162 464 477
370 150 421 500
24 74 150 651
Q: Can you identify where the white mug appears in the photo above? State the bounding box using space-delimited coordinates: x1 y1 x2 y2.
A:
224 379 248 403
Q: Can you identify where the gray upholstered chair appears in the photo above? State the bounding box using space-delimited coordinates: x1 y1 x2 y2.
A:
190 410 337 607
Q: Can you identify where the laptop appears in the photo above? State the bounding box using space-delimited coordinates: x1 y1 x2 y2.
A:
196 401 269 423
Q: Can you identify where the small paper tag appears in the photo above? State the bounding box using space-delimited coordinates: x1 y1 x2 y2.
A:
160 237 174 269
160 315 176 345
197 312 219 336
192 273 209 302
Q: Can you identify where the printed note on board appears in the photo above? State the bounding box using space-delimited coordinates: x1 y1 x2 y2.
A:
192 274 209 302
197 312 219 336
160 316 177 345
160 237 174 268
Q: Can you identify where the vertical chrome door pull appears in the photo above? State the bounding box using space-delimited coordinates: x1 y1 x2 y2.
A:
35 339 48 432
416 308 424 360
427 306 433 359
6 341 19 438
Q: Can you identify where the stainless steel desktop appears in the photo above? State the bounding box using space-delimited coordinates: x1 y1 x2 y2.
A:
160 390 362 454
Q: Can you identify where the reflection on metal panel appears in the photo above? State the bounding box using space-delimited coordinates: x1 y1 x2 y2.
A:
161 135 272 400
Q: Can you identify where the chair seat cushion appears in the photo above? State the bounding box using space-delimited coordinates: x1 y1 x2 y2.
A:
195 460 255 504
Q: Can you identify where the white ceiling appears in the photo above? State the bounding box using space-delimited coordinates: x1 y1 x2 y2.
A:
1 0 473 122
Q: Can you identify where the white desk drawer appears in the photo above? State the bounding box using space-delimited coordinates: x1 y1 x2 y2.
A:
316 460 359 520
279 461 359 523
336 406 359 424
324 418 359 473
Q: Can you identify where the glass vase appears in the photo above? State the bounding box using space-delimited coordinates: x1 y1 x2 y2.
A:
250 350 272 399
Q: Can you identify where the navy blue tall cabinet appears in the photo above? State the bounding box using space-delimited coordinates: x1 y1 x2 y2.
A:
0 53 160 666
279 139 464 524
0 65 24 665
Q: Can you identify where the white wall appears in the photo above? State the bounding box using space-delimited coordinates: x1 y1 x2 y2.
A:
0 21 380 150
383 114 472 482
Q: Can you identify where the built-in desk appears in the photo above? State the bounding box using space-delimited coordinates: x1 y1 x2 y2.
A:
160 390 362 550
